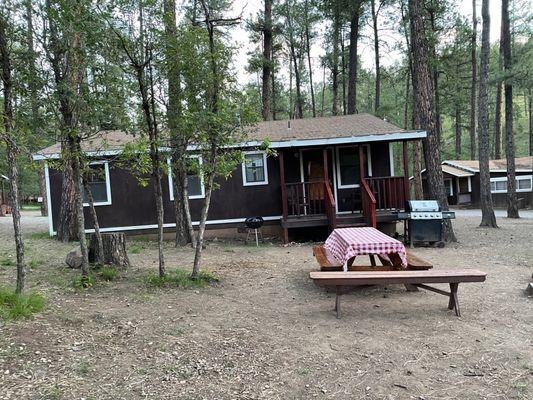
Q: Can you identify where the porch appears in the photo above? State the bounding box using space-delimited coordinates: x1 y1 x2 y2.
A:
278 142 411 243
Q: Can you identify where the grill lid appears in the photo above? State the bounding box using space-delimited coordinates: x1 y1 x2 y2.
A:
406 200 440 212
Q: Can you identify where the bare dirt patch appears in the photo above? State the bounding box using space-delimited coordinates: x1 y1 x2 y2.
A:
0 212 532 399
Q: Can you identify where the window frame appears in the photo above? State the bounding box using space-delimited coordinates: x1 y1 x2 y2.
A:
168 155 206 201
444 178 454 196
242 150 269 186
335 145 372 189
83 160 112 207
490 175 532 194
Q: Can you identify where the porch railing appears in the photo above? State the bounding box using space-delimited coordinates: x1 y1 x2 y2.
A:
360 178 377 228
366 176 407 210
324 181 336 231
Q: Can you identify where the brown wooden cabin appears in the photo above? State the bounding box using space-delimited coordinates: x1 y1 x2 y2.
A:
417 157 532 209
33 114 426 241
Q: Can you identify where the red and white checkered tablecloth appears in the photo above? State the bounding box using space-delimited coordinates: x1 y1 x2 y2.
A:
324 227 408 270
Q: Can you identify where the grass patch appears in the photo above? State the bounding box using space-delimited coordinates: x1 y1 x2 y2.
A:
22 204 41 211
99 266 118 281
28 232 52 240
28 259 44 269
72 275 95 289
1 256 15 267
0 288 44 320
145 269 219 288
129 245 142 254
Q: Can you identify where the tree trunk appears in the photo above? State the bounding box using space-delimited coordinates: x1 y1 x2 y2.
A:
83 177 104 264
0 14 26 294
192 147 217 279
501 0 518 218
38 168 48 216
469 0 477 159
24 0 41 151
403 68 411 129
89 233 130 269
413 141 424 200
494 30 503 159
371 0 380 113
262 0 273 121
347 3 361 115
528 88 533 156
455 104 462 159
408 0 455 241
73 140 89 277
304 0 315 117
340 28 347 115
45 0 79 242
290 41 304 119
164 0 192 246
477 0 497 228
331 3 340 116
321 64 326 117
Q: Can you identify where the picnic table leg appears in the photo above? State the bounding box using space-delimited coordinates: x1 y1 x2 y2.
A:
369 254 376 266
448 283 461 317
335 286 341 319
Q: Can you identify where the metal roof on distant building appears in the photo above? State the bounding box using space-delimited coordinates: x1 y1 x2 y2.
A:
443 157 533 173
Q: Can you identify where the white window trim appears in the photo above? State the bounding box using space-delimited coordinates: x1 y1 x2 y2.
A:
335 145 372 189
168 156 205 201
83 161 112 207
444 178 453 196
242 150 269 186
490 175 532 193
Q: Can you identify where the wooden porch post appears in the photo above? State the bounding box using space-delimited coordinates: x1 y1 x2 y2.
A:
402 141 410 201
279 150 289 244
358 145 365 182
322 148 329 181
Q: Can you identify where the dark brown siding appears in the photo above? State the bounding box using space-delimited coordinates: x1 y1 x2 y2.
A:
49 155 282 232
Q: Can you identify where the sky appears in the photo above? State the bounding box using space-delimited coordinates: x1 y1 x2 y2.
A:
223 0 504 86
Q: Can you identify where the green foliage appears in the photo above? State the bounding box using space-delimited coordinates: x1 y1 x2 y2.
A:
0 288 44 320
72 275 94 289
99 266 118 281
28 232 52 240
129 245 142 254
144 268 219 289
0 256 15 267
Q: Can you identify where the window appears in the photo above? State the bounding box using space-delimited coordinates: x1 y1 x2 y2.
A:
518 177 532 191
490 175 532 193
444 179 453 196
335 146 371 188
168 156 205 200
83 162 111 206
242 151 268 186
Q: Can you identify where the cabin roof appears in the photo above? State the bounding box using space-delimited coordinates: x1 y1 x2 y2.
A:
441 164 475 177
33 114 425 160
443 157 533 173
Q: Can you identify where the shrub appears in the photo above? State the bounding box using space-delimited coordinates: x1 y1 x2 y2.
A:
99 266 118 281
0 288 44 320
72 275 94 289
145 269 219 288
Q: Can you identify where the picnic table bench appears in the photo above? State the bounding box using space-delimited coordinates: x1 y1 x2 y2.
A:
313 245 433 271
310 269 487 318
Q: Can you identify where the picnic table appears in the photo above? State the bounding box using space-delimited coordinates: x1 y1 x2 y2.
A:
324 227 408 271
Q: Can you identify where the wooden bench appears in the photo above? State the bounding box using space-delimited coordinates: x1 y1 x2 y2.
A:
310 270 487 318
312 245 433 271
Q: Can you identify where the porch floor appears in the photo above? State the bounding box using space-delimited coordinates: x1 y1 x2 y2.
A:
281 210 399 229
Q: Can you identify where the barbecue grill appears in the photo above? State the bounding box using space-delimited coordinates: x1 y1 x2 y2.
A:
245 217 264 246
397 200 455 247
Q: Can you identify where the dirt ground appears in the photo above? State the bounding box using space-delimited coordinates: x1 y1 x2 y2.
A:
0 211 532 399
